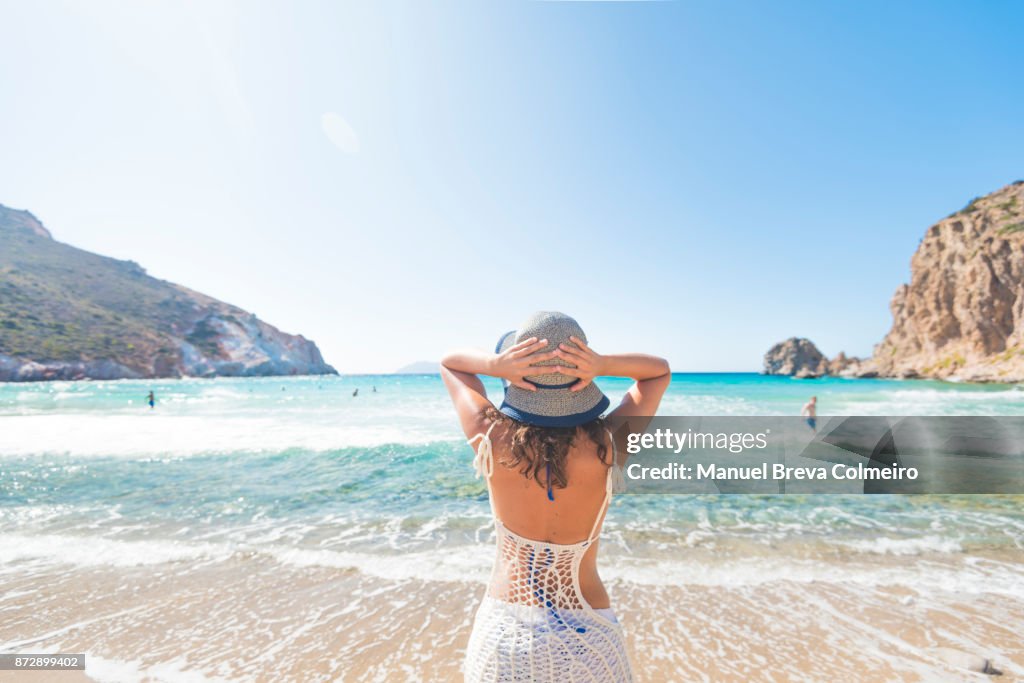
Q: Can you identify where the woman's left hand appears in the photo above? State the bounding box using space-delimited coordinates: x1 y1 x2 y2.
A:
553 336 605 392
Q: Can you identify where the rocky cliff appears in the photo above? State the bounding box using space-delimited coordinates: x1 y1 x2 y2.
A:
764 181 1024 382
0 204 337 381
872 181 1024 381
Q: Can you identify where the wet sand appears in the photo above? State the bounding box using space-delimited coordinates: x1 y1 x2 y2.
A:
1 549 1021 682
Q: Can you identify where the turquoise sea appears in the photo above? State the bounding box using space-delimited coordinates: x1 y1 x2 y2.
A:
2 373 1023 681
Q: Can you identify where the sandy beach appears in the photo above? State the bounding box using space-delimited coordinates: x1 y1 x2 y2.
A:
2 544 1022 682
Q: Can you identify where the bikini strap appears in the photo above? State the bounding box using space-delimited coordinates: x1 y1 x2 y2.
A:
468 420 498 479
587 427 621 542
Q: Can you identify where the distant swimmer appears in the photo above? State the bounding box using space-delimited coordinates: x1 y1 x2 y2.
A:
801 396 817 430
353 388 359 397
147 391 155 410
372 386 377 393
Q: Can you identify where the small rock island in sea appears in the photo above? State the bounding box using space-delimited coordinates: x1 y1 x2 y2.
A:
0 204 337 382
765 180 1024 382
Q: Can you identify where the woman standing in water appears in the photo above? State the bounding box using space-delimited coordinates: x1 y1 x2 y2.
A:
441 311 670 683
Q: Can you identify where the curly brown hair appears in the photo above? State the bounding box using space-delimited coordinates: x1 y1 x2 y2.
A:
481 405 610 491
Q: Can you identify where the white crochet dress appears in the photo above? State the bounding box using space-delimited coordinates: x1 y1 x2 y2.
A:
464 423 633 683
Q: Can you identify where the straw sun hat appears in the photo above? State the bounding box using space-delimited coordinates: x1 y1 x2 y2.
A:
495 311 610 428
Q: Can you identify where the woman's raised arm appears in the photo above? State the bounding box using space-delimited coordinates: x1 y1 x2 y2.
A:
440 338 559 437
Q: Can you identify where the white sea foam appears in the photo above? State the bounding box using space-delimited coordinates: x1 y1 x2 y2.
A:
835 535 964 556
84 653 235 683
658 393 774 416
604 555 1024 598
0 414 458 458
0 533 234 567
0 530 494 582
826 387 1024 416
264 544 493 583
79 654 149 683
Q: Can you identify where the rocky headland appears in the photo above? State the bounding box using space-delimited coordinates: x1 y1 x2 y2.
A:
762 338 828 378
0 204 337 382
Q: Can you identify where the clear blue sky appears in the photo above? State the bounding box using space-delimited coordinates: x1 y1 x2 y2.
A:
1 1 1021 372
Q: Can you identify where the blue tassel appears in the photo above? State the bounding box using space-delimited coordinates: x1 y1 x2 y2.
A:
546 461 554 501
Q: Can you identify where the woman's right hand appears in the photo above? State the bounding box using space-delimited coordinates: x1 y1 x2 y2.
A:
489 337 558 392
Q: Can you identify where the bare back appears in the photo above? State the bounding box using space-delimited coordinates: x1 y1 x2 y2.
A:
483 421 617 608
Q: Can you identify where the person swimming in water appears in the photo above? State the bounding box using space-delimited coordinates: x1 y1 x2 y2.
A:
801 395 817 430
352 388 359 397
146 391 155 410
